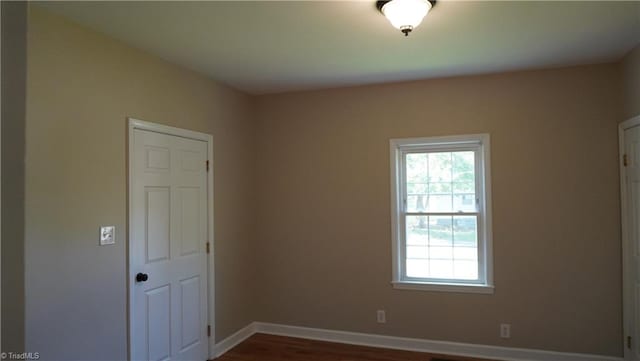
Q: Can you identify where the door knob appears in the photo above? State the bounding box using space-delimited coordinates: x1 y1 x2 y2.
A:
136 273 149 282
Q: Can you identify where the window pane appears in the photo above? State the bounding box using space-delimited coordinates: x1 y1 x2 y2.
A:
406 259 429 278
428 153 452 183
406 216 429 246
453 194 476 212
407 195 429 212
428 216 452 246
452 152 475 183
453 260 478 280
406 153 428 183
429 260 453 279
453 193 476 212
453 216 477 247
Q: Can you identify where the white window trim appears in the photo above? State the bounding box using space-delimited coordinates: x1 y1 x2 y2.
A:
390 134 494 294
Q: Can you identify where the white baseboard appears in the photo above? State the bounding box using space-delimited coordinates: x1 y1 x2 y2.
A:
214 321 622 361
213 323 256 358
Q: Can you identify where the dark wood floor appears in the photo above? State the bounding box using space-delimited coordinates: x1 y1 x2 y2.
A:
215 333 498 361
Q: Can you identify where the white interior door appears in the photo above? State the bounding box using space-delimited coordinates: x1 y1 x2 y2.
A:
131 127 209 361
624 124 640 360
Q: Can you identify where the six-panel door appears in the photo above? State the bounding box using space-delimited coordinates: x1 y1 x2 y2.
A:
131 129 208 361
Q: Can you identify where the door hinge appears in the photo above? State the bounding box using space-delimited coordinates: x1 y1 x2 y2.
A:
624 154 628 167
206 242 210 254
207 325 211 338
206 160 210 172
628 336 632 349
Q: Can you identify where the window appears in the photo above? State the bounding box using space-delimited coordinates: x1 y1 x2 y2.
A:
390 134 493 293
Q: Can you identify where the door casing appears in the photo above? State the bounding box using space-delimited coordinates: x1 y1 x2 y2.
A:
127 118 215 359
620 114 640 360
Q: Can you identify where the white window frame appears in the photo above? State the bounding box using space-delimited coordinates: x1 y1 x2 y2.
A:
390 134 494 294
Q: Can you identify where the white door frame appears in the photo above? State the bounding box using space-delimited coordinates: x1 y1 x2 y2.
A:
620 114 640 360
0 3 4 354
127 118 215 360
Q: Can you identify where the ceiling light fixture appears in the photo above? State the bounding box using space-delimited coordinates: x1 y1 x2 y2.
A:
377 0 436 37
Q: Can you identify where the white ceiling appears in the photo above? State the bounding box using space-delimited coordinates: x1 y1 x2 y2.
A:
37 1 640 94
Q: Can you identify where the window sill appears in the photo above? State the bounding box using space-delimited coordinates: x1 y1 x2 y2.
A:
391 281 495 294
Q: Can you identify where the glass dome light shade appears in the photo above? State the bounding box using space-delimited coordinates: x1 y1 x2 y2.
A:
381 0 432 31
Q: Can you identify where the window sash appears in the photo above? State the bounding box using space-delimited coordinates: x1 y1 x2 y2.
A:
400 213 485 284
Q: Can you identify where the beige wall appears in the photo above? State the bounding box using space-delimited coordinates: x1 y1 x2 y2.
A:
25 7 255 360
254 64 623 357
1 0 27 353
621 45 640 120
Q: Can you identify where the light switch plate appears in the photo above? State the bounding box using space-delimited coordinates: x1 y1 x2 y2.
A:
100 226 115 245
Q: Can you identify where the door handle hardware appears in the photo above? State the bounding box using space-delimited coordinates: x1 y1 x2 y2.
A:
136 273 149 283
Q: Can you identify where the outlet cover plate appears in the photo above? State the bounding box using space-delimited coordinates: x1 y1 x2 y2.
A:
500 323 511 338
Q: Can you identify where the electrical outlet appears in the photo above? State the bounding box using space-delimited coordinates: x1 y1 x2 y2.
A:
376 310 386 324
500 323 511 338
